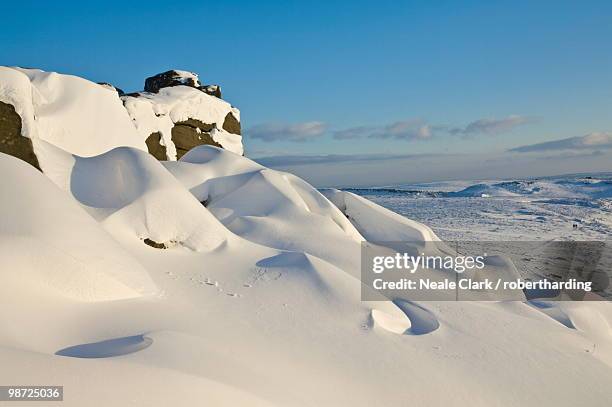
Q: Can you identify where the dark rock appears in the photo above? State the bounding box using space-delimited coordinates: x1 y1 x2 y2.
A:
0 101 40 170
222 112 241 135
198 84 222 98
143 238 166 249
171 118 221 159
145 132 167 160
98 82 125 96
144 70 198 93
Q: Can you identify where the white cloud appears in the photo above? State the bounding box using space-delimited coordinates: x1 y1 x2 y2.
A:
509 132 612 153
332 120 432 141
450 115 533 136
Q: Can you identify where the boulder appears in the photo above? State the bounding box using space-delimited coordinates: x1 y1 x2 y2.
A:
144 70 200 93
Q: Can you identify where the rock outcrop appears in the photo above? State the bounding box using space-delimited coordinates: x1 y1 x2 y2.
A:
144 70 200 93
0 101 40 170
143 70 223 98
123 70 242 158
0 66 243 170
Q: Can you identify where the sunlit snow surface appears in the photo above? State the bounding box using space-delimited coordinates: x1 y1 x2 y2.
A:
346 173 612 241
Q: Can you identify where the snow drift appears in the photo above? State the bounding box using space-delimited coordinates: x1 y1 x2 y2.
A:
0 153 157 302
1 68 611 407
1 145 612 406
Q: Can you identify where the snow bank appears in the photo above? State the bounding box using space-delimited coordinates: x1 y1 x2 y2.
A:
165 146 363 273
4 67 145 157
38 142 230 252
1 142 612 406
0 153 157 302
322 189 440 242
0 67 38 139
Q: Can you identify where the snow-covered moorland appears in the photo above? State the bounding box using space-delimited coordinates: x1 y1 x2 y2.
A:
348 175 612 241
0 67 611 406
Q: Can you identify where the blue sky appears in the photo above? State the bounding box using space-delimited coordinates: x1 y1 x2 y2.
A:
2 1 611 185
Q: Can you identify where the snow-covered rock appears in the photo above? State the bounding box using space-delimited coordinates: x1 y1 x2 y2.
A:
144 70 201 93
0 66 145 170
0 67 243 168
122 84 242 158
144 70 223 98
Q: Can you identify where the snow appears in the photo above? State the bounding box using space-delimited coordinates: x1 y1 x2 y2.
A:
165 146 364 275
172 70 201 87
0 67 243 166
322 189 440 242
2 144 612 405
0 67 38 139
0 153 157 305
350 174 612 241
123 86 243 157
1 106 612 404
448 178 612 199
38 142 230 252
7 67 145 160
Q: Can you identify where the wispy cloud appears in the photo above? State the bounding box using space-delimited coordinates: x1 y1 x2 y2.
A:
450 115 534 136
509 132 612 153
332 126 376 140
247 121 327 142
249 114 533 145
377 120 432 140
255 152 441 167
332 120 432 141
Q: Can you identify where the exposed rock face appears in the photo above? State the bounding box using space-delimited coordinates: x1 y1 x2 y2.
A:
0 102 40 170
145 132 167 160
222 112 241 135
171 119 222 159
144 70 200 93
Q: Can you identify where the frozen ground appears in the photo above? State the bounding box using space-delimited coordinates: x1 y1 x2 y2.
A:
345 173 612 241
